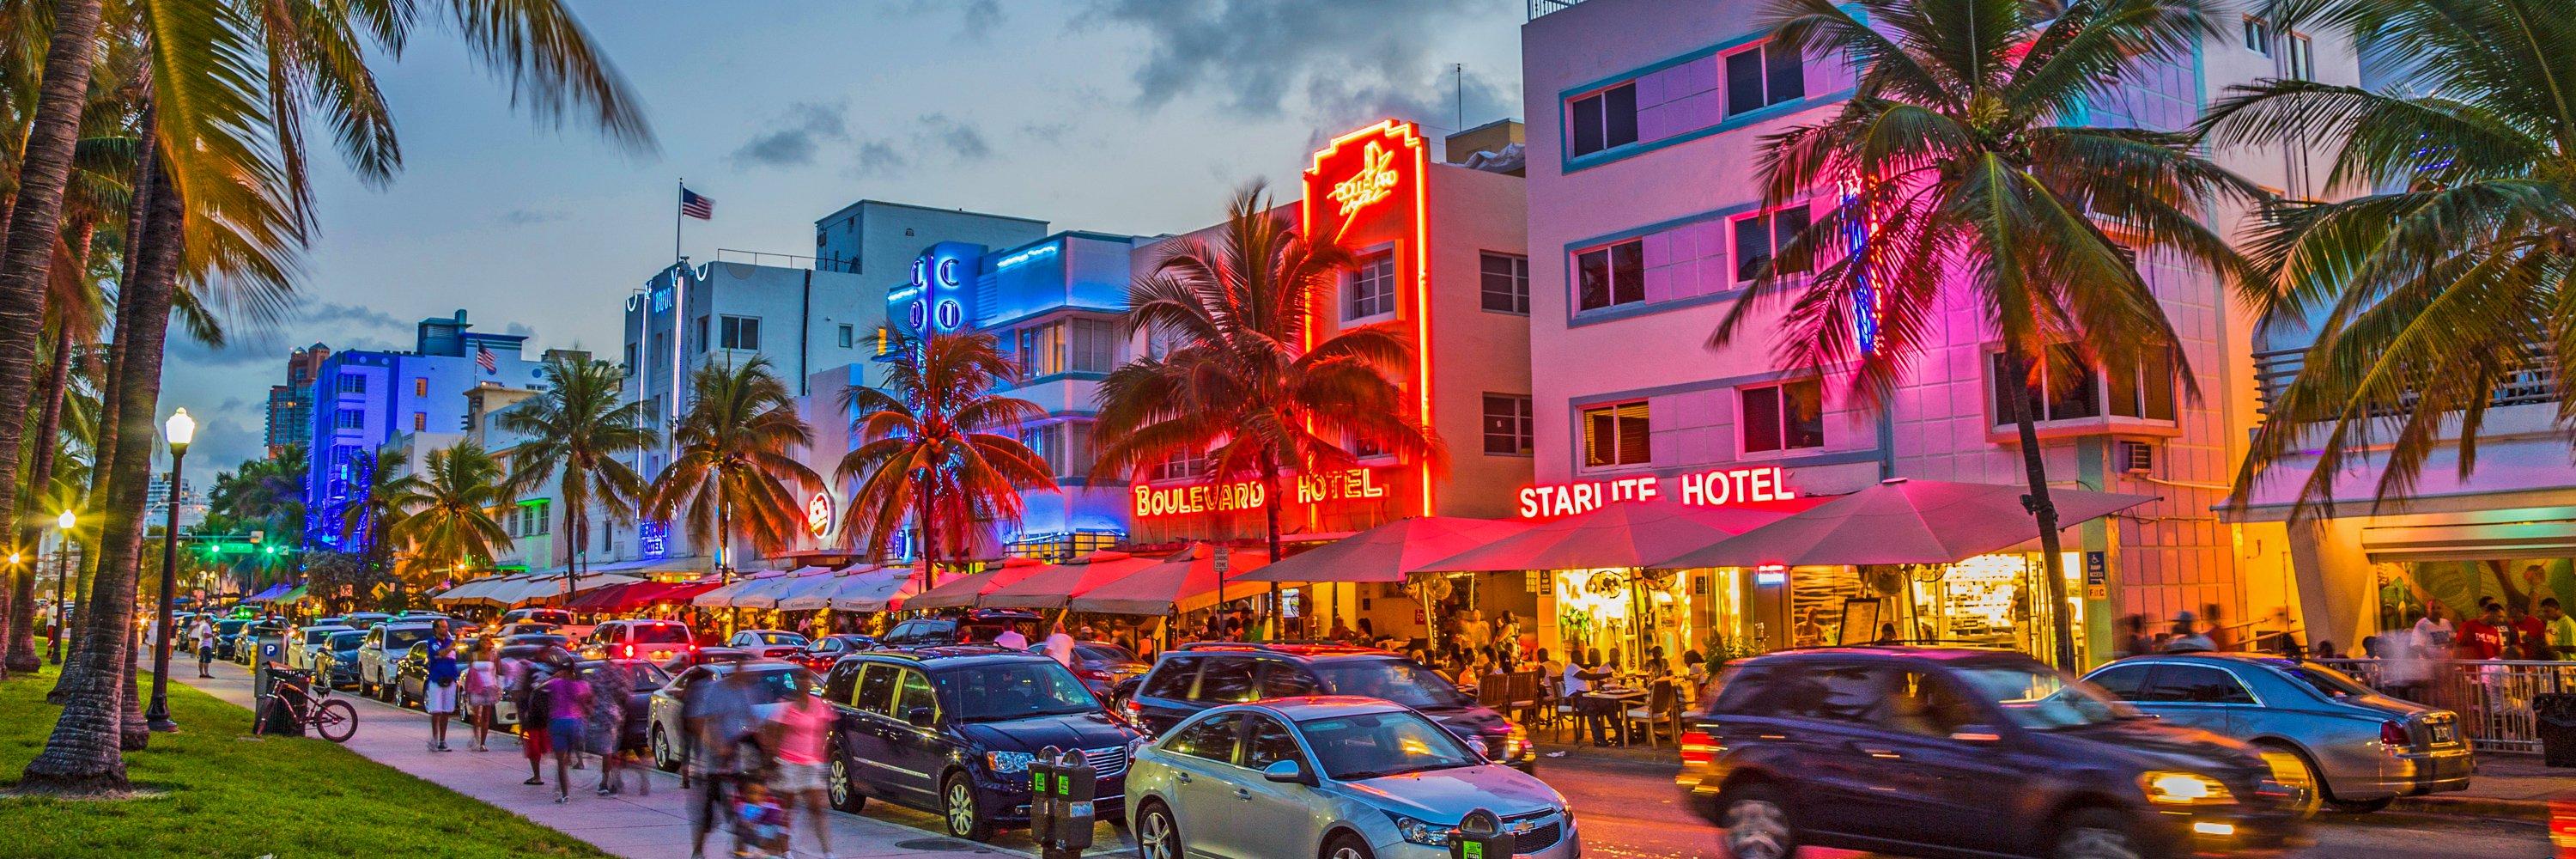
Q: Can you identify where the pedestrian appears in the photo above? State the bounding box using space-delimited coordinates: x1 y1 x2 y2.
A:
543 656 593 803
463 639 501 752
586 660 635 795
686 666 760 859
2542 599 2576 661
191 614 216 678
2119 614 2152 658
2202 604 2234 652
511 654 553 786
423 619 462 752
763 667 834 859
1042 624 1075 667
993 621 1029 650
2508 600 2549 660
2163 612 2215 653
2459 600 2507 660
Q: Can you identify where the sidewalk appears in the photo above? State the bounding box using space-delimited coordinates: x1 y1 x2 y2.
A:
167 658 1107 859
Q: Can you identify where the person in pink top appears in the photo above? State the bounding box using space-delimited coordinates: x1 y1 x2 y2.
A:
764 667 834 859
542 662 592 804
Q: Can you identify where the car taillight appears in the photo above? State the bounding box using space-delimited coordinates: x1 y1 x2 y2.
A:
1680 728 1720 766
1122 698 1142 716
1078 668 1109 682
2381 721 2410 749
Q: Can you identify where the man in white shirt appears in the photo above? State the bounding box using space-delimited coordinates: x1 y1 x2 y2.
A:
993 625 1029 651
1042 629 1076 667
1562 649 1614 745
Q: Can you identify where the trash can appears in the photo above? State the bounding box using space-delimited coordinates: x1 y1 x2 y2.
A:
2537 692 2576 768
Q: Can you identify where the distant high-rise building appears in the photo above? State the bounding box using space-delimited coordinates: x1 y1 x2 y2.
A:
264 344 331 459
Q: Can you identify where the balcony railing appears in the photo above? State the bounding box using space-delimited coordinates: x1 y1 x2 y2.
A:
2253 345 2560 417
1528 0 1588 19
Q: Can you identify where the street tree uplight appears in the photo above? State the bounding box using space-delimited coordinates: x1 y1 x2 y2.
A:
46 510 71 663
145 407 193 732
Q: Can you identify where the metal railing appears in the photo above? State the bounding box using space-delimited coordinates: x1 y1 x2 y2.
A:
1528 0 1588 19
2253 345 2560 417
2314 658 2573 753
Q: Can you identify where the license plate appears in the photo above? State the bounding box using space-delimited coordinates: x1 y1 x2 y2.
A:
2432 722 2456 744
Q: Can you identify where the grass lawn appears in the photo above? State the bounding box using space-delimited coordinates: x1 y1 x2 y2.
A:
0 664 611 858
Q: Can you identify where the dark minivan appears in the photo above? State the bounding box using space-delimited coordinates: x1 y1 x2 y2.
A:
1121 643 1535 771
877 610 1041 648
1680 646 2304 859
821 646 1139 842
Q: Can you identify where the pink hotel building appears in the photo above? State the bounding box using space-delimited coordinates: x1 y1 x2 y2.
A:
1519 0 2357 665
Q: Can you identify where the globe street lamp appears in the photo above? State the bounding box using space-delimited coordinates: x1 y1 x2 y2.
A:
47 509 71 663
145 407 193 732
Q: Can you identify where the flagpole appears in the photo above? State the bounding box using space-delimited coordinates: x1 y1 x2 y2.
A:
671 179 685 452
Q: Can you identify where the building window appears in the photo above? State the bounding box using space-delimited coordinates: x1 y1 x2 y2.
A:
2286 33 2315 80
1022 421 1096 479
623 343 637 373
720 315 760 350
694 315 708 353
1987 344 2181 425
535 502 550 534
1575 239 1645 312
1479 253 1529 314
837 324 854 348
1014 319 1111 377
338 372 366 395
411 412 427 432
1346 250 1397 320
1568 82 1639 157
1735 207 1814 282
1581 401 1652 468
1741 379 1826 453
1150 448 1210 483
1483 394 1534 455
1725 41 1807 116
2242 16 2271 55
2105 350 2178 421
413 377 428 397
333 408 361 430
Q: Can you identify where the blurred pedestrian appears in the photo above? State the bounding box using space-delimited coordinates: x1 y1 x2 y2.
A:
463 639 501 752
423 619 462 752
2163 612 2214 653
2119 614 2152 658
763 667 834 859
586 660 637 795
544 656 593 803
510 653 552 786
687 667 760 859
2202 604 2234 652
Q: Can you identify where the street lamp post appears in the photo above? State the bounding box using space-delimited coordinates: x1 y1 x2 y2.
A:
47 509 71 663
145 407 193 732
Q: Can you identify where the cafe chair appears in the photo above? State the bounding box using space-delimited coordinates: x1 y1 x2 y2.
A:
1625 679 1680 748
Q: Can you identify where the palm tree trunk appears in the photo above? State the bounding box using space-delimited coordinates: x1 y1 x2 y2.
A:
914 479 936 588
21 125 181 794
9 295 81 674
1260 454 1284 639
2002 347 2077 670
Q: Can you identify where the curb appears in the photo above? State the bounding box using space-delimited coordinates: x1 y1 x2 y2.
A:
2389 795 2552 822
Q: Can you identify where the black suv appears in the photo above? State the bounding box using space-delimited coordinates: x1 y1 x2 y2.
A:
877 610 1040 648
820 646 1140 842
1121 643 1535 771
1680 646 2303 859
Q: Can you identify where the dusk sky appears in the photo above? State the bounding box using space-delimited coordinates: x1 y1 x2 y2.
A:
164 0 1529 471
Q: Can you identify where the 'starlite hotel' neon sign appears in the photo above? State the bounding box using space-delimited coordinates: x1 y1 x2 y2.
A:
1327 141 1401 216
1517 466 1800 519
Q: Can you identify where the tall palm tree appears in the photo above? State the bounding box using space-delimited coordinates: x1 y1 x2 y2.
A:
1710 0 2266 668
385 441 513 585
648 357 821 576
1094 184 1441 627
2201 0 2576 514
499 355 658 594
337 447 409 582
838 332 1055 584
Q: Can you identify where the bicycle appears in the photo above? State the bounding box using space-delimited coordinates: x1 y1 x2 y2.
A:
256 667 358 742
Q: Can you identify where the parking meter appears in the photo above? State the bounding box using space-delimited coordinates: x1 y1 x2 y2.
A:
1452 807 1511 859
1029 746 1061 847
1053 748 1097 855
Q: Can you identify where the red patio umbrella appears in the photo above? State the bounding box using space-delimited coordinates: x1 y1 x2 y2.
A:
1068 544 1273 616
905 557 1054 611
1649 478 2157 569
1234 516 1534 583
565 580 651 612
1412 498 1825 573
981 550 1175 611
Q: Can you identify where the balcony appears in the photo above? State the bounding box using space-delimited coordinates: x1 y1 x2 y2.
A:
2253 345 2560 419
1528 0 1589 19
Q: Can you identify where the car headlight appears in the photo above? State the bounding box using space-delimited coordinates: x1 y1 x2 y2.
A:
985 751 1035 774
2140 771 2234 805
1505 724 1531 759
1388 813 1453 846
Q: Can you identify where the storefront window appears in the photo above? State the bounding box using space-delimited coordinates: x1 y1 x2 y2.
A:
1906 552 2088 667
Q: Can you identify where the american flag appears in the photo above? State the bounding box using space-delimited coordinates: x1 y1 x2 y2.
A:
679 187 714 221
476 345 497 374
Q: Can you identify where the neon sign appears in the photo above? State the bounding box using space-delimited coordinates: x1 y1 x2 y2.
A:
1516 466 1800 519
1328 141 1401 216
1133 466 1396 519
892 241 980 336
805 491 834 539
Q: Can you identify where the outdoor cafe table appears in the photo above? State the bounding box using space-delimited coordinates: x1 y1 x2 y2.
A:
1583 686 1650 746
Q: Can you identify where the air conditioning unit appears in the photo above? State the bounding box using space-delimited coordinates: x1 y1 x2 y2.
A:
2118 440 2156 475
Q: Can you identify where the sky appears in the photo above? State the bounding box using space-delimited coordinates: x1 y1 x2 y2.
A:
161 0 1532 472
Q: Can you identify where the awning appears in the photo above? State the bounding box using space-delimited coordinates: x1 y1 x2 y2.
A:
691 570 789 607
732 567 839 610
2361 518 2576 563
1416 498 1821 572
904 557 1054 610
242 582 291 602
278 584 309 604
1650 478 2156 569
1235 516 1534 584
982 551 1174 610
1068 544 1272 616
825 566 925 612
490 574 643 606
777 565 877 611
564 580 653 612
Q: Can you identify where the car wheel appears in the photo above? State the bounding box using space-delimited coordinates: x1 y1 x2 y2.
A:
652 726 680 772
2255 742 2324 818
1719 784 1799 859
827 752 864 813
2051 808 2145 859
1323 832 1375 859
943 772 993 842
1134 801 1181 859
2324 795 2394 814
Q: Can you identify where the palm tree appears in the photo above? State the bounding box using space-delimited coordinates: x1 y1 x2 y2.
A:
1709 0 2266 668
499 355 658 594
337 447 410 583
648 357 822 576
385 441 513 586
838 332 1055 584
1094 184 1441 627
2200 0 2576 515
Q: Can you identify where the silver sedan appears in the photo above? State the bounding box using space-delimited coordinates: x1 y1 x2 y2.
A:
2082 652 2473 813
1126 696 1578 859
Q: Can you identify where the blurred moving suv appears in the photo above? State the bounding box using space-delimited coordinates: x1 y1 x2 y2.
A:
1127 697 1578 859
1680 646 2304 859
1123 643 1534 771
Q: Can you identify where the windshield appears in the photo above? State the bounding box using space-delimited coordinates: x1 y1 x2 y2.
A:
746 631 807 646
383 628 433 651
1954 664 2136 729
217 619 249 635
514 610 573 625
1312 659 1473 710
726 667 805 704
632 624 690 644
328 632 366 649
1298 710 1479 780
2283 663 2376 698
302 629 339 644
938 661 1099 721
587 661 671 690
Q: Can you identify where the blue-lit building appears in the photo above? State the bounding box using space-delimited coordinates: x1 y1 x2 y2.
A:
302 310 546 552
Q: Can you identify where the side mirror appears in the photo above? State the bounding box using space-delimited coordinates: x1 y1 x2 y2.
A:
906 706 936 728
1262 758 1315 786
1948 724 2003 743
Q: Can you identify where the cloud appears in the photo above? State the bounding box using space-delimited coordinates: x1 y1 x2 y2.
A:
166 302 412 369
847 114 997 177
854 140 908 176
728 101 852 169
1018 121 1072 144
1305 66 1519 135
1093 0 1485 119
920 113 993 161
501 208 565 225
503 322 539 339
961 0 1003 34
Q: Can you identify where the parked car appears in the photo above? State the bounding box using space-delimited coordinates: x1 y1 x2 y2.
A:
392 642 434 708
816 646 1142 842
1127 696 1577 859
663 646 756 673
357 622 436 701
1123 643 1534 771
212 618 254 661
503 607 575 626
234 620 289 665
584 618 696 664
1058 640 1150 698
878 610 1040 648
796 634 876 672
503 633 572 651
494 622 559 638
314 630 369 690
289 624 355 671
342 612 393 631
646 659 807 772
1680 645 2302 859
728 629 811 659
2082 652 2473 814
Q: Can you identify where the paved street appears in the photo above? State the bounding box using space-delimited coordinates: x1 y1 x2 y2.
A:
1532 746 2558 858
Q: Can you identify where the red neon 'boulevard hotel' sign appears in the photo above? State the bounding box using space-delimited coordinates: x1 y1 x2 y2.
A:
1516 466 1797 519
